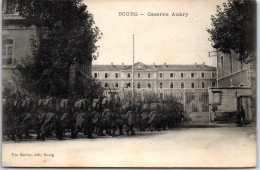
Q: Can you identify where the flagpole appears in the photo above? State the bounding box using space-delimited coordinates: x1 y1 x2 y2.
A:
132 34 135 106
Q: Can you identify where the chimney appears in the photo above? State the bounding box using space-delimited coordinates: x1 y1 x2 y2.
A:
195 62 198 67
202 62 205 67
110 62 114 68
164 63 167 68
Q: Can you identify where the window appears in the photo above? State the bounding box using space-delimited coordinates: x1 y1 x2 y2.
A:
201 82 205 88
160 73 163 78
211 72 215 78
213 91 221 104
137 82 140 88
181 82 184 89
192 103 198 112
191 73 194 78
170 73 174 78
201 73 205 78
239 83 245 87
94 73 98 78
221 56 224 67
148 73 150 78
181 73 184 78
115 82 119 88
2 39 13 65
105 73 108 78
105 82 108 88
127 73 131 78
148 83 151 88
170 82 174 89
138 73 140 78
191 82 195 88
5 0 18 14
212 82 216 87
115 73 118 78
160 82 163 89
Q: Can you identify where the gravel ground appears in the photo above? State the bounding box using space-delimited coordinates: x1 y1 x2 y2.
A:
2 126 257 168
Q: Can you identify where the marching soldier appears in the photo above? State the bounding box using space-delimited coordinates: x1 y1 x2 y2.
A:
117 107 125 136
84 105 95 138
110 104 118 137
40 97 56 140
126 110 135 136
22 97 34 139
148 110 157 132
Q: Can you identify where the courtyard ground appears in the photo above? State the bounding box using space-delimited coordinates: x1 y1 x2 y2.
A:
2 125 257 168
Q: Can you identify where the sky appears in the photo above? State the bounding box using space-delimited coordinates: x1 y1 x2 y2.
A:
85 0 227 66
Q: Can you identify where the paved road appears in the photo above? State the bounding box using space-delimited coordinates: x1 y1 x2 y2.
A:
2 126 256 168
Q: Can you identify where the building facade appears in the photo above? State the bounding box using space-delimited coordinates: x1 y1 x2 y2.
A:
93 62 216 115
2 0 92 96
208 51 256 122
2 0 37 95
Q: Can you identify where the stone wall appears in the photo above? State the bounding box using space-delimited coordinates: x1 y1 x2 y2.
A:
218 69 249 87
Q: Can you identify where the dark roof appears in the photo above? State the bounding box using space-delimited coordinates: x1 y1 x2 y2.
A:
92 65 123 71
92 63 216 71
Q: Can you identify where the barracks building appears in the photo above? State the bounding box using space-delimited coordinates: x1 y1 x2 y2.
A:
93 62 217 115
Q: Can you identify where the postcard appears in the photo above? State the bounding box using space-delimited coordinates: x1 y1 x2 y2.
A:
2 0 257 167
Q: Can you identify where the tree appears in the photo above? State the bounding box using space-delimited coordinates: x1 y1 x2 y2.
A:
16 0 102 97
207 0 256 63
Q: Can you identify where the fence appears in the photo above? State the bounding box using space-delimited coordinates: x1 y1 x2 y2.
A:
103 88 209 113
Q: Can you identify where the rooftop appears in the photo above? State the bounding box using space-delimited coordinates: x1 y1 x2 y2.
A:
92 62 216 71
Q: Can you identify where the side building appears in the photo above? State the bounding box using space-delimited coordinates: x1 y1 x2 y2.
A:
2 0 92 97
2 0 36 96
93 62 216 115
208 51 256 122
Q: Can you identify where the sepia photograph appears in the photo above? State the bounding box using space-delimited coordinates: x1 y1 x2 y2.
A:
1 0 257 167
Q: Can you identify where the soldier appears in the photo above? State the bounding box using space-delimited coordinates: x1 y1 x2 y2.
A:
210 104 217 122
154 104 162 131
126 110 135 136
91 99 100 135
54 98 65 140
148 111 157 132
240 106 246 127
97 98 106 136
34 99 44 140
22 97 34 139
117 107 125 136
84 105 95 138
103 108 112 136
135 104 142 131
40 97 56 140
142 104 151 131
110 104 118 137
161 103 168 130
74 100 86 138
3 95 17 140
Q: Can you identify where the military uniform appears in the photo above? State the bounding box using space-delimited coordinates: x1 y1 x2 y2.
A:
117 111 125 135
111 111 117 137
126 111 135 136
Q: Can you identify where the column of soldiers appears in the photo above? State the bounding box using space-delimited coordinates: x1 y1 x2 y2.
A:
3 93 184 141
